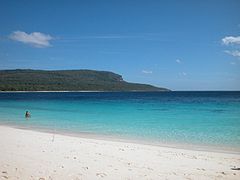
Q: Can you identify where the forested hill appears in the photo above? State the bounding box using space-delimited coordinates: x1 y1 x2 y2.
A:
0 69 170 91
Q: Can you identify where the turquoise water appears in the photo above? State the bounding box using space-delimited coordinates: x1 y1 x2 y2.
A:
0 92 240 150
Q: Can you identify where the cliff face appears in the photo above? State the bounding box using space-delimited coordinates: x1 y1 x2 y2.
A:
0 69 169 91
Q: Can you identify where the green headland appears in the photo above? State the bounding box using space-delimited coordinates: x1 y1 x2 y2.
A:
0 69 169 91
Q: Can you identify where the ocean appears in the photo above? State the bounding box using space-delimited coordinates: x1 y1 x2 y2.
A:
0 91 240 151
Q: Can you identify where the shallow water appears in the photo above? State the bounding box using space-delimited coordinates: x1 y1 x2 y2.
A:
0 91 240 150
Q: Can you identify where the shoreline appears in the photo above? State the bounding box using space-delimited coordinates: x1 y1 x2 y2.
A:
0 90 107 93
0 90 170 93
0 125 239 179
1 124 240 155
0 90 239 93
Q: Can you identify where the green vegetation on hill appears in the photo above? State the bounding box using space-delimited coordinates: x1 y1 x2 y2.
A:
0 69 169 91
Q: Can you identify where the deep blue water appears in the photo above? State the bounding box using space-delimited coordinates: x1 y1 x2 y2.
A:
0 91 240 150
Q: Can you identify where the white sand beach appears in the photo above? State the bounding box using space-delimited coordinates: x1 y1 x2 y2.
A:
0 126 239 180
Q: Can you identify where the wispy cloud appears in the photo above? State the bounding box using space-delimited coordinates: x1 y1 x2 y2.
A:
224 50 240 57
179 72 187 76
87 35 134 39
57 33 174 43
222 35 240 58
9 31 53 48
142 70 153 74
222 36 240 45
57 35 141 42
176 59 181 64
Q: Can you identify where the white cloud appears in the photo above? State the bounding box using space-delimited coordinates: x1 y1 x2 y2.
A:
142 70 153 74
176 59 181 64
222 36 240 45
9 31 53 48
224 50 240 57
230 62 236 65
179 72 187 76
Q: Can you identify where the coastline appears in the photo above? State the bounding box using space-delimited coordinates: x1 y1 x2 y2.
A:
0 90 170 93
1 123 240 155
0 91 106 93
0 125 240 179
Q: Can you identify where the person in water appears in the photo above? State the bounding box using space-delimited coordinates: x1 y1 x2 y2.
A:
25 111 31 118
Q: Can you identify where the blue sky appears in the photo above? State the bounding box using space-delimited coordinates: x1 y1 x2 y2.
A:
0 0 240 90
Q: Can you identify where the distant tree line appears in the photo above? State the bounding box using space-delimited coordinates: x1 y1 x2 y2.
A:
0 69 169 91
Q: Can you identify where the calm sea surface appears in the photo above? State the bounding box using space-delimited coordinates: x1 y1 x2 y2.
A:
0 92 240 150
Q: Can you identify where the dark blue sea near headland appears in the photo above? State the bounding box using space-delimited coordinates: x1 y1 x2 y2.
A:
0 91 240 151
